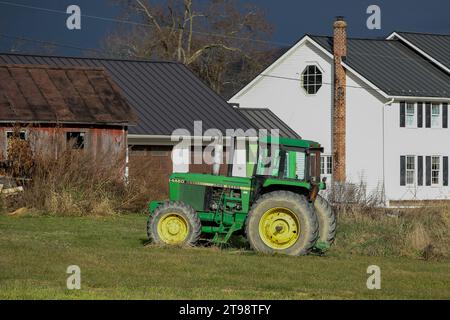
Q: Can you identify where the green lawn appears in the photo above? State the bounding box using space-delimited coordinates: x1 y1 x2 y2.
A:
0 214 448 300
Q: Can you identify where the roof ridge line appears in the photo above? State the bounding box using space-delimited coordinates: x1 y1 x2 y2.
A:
395 31 450 37
309 34 398 42
0 51 181 64
239 107 270 111
0 63 105 71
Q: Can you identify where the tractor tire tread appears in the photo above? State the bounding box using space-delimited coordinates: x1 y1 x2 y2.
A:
314 195 337 245
245 191 319 256
147 201 201 246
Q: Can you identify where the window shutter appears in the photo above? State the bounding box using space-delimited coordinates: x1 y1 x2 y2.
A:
418 156 424 186
444 156 449 187
400 102 406 128
417 102 423 128
425 102 431 128
400 156 406 186
443 103 448 129
426 156 432 186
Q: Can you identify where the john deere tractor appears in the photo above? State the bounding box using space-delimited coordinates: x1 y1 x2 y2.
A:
148 136 336 256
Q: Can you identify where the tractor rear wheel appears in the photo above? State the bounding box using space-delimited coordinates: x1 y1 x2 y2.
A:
148 201 201 247
245 191 318 256
313 195 337 251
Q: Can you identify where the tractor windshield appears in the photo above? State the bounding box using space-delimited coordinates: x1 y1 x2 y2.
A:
256 144 321 182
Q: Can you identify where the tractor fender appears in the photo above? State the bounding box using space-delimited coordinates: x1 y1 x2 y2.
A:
149 201 163 214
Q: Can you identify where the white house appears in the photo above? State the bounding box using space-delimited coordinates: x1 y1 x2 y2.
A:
229 17 450 206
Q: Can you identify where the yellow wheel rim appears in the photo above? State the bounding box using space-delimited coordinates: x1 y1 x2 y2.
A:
259 207 300 250
157 213 189 245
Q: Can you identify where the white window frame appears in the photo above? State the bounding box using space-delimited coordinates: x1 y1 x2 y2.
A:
301 64 323 95
320 155 333 176
406 155 415 186
405 102 416 128
431 103 442 129
431 156 441 186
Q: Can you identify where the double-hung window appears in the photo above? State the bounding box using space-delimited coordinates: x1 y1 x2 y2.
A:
431 104 441 128
406 156 415 186
406 103 415 128
320 155 333 176
431 156 440 185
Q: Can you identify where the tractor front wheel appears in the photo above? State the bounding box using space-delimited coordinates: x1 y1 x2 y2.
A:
245 191 319 256
148 201 201 247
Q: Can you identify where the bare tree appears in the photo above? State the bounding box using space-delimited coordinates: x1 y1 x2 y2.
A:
104 0 274 95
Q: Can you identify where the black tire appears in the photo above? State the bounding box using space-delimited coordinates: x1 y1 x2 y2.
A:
313 195 337 250
147 201 201 247
245 191 319 256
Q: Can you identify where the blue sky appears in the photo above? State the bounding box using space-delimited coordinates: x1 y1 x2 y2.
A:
0 0 449 56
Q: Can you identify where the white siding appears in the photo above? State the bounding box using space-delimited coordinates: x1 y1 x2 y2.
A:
384 102 450 201
229 41 333 153
345 73 385 195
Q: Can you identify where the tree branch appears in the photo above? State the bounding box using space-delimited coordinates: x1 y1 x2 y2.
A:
187 44 241 65
135 0 162 32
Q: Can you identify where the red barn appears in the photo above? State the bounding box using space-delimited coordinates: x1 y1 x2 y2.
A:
0 64 136 163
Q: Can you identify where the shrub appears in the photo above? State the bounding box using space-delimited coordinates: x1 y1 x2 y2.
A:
20 147 154 216
335 205 450 260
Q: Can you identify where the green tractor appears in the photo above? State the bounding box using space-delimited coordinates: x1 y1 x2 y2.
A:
148 136 336 256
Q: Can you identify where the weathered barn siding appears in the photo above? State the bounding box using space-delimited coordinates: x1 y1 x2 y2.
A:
0 125 127 161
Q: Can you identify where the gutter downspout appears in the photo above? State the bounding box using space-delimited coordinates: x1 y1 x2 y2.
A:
382 98 395 207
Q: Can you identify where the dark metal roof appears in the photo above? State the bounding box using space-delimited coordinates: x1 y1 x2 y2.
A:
236 108 301 139
394 32 450 71
0 64 135 125
310 36 450 98
0 53 252 135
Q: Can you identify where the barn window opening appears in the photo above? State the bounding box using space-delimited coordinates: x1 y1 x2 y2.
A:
301 65 322 95
6 131 27 140
66 132 85 149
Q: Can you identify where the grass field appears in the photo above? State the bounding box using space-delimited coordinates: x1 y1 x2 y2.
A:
0 214 449 300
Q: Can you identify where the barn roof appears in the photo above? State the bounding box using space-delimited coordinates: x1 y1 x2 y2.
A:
0 64 136 125
0 53 253 135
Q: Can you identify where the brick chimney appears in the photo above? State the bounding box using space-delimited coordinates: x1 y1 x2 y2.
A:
333 16 347 183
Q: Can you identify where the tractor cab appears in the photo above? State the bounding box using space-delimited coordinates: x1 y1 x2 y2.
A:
230 135 326 200
253 136 324 185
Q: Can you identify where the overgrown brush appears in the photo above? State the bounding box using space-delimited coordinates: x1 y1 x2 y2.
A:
20 149 120 216
1 127 170 216
13 147 162 216
321 180 449 260
332 198 450 260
